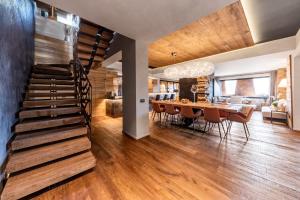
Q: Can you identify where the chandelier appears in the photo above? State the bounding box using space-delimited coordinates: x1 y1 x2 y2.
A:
164 57 215 79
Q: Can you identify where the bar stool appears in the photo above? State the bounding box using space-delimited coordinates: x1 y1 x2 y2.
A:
155 94 161 100
163 94 169 100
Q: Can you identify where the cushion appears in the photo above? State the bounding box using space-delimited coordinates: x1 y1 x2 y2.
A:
230 96 243 104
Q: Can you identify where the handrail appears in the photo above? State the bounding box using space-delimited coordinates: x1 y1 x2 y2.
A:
72 58 93 138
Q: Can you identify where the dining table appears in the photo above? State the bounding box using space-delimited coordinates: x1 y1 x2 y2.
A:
151 100 243 132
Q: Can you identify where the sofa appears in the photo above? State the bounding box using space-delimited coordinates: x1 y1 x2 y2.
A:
261 99 287 120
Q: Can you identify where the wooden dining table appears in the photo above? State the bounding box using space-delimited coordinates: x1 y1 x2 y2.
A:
152 100 242 113
151 100 243 132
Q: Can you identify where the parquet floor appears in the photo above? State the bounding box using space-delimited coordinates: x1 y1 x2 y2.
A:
35 112 300 200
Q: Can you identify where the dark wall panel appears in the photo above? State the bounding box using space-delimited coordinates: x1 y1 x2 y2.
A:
179 78 197 101
0 0 34 175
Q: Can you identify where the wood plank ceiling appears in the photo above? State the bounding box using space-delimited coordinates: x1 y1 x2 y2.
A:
148 1 254 68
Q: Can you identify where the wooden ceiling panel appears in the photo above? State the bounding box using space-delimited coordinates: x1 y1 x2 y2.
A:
148 1 254 67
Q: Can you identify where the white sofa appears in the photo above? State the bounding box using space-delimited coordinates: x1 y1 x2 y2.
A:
261 99 287 120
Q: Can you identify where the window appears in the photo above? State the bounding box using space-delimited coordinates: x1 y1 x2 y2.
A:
224 80 237 96
221 77 270 97
253 77 270 96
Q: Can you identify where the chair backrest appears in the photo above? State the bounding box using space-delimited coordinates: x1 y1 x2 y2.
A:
165 104 176 114
163 94 169 100
152 102 162 112
204 107 221 123
170 94 175 100
245 107 254 122
180 106 195 118
155 94 161 100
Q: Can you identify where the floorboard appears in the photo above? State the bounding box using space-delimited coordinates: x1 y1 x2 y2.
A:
34 112 300 200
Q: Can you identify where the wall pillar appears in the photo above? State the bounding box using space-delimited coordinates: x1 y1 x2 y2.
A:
122 39 149 139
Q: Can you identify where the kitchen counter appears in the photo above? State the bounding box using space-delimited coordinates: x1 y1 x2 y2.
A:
106 99 123 117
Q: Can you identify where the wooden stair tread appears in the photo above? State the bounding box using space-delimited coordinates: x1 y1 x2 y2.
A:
6 137 91 173
34 65 70 72
31 73 73 80
12 125 87 150
26 92 76 98
28 85 75 90
1 152 96 200
35 64 70 69
33 68 72 76
19 106 81 119
15 115 84 133
30 79 74 85
23 99 78 108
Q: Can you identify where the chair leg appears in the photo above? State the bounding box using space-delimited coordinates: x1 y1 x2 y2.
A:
224 121 232 139
217 123 222 139
153 112 156 120
193 119 195 132
159 113 162 124
221 122 226 133
164 114 168 125
203 122 208 133
245 123 250 137
242 123 249 140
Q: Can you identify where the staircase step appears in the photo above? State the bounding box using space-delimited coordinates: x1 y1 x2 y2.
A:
35 64 70 69
94 55 104 62
78 35 109 49
26 92 76 98
23 99 78 108
34 65 70 73
15 115 84 133
1 152 96 200
19 106 81 119
6 137 91 173
28 85 75 90
12 125 87 150
31 73 73 80
33 68 72 76
30 79 74 85
77 43 93 54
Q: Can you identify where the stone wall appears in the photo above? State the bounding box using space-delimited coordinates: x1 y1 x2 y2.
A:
0 0 34 178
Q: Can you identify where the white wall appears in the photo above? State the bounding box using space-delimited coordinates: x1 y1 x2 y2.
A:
214 51 290 77
292 29 300 131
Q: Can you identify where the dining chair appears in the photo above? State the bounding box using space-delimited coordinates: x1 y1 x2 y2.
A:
152 102 165 124
180 106 202 131
164 104 180 125
225 107 254 140
203 108 226 139
219 110 230 126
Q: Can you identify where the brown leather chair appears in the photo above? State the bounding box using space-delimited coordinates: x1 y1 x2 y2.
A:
180 106 202 131
164 104 180 125
225 107 254 140
152 102 165 123
203 108 226 139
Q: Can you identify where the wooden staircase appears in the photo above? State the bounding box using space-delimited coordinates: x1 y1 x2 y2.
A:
76 19 115 71
1 64 96 200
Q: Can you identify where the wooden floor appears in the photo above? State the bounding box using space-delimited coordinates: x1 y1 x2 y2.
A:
35 112 300 200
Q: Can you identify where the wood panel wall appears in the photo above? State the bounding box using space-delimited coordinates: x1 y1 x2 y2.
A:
88 69 118 117
276 68 287 99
